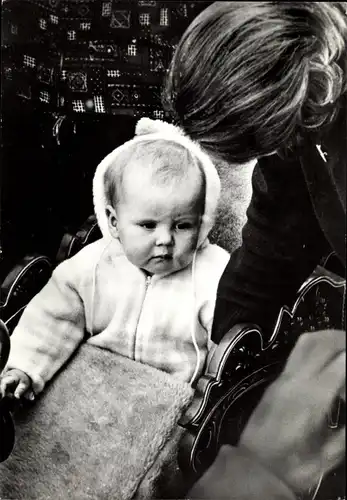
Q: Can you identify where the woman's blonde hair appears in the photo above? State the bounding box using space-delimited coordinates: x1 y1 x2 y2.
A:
163 2 347 163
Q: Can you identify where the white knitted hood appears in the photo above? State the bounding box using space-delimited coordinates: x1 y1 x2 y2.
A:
92 117 221 249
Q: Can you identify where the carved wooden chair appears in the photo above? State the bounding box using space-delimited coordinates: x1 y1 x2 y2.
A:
178 256 346 500
0 215 345 499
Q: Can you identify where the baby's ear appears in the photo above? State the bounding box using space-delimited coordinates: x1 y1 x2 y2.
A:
105 205 119 239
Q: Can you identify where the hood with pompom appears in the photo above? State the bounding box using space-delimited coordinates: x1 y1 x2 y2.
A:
93 117 221 249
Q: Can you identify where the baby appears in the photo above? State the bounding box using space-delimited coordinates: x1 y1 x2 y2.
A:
0 118 230 400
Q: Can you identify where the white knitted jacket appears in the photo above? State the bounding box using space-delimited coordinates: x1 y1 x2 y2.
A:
7 119 230 393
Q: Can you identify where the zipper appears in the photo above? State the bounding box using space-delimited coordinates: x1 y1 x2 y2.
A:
133 274 152 360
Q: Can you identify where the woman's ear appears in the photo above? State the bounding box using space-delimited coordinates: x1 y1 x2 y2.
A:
106 205 119 239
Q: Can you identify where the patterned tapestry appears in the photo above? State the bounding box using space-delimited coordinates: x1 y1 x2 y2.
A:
2 0 211 119
0 0 211 277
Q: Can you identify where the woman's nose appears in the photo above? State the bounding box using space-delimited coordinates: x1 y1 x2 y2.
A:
155 226 173 246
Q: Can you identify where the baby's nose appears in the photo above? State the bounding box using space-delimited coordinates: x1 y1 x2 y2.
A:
155 226 173 246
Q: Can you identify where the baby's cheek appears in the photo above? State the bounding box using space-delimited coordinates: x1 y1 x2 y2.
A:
180 236 199 260
189 230 200 249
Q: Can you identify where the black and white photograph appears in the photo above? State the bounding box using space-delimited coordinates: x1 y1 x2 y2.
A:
0 1 346 499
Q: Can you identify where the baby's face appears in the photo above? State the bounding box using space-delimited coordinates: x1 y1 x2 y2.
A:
110 165 203 275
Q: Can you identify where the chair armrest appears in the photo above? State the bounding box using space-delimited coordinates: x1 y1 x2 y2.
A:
178 262 345 479
0 319 15 464
178 322 281 477
0 254 53 332
0 320 10 374
0 253 53 464
180 323 264 427
56 215 101 264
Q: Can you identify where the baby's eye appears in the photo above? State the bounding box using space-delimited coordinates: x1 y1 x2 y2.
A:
175 222 194 230
139 221 156 230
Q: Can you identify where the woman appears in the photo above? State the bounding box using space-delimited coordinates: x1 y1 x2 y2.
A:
164 1 346 338
163 2 346 498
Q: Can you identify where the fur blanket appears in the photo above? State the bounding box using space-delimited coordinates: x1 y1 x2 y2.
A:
0 344 194 499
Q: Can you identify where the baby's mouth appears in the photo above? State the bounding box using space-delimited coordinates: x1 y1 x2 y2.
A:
151 255 172 261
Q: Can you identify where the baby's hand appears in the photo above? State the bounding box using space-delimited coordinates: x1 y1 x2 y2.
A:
0 369 33 400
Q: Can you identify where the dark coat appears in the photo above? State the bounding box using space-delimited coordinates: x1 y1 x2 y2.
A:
212 95 346 342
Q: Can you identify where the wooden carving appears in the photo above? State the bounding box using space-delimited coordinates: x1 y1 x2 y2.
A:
179 263 345 500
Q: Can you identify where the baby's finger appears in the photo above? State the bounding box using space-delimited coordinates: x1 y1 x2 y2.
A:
23 390 35 401
0 375 16 399
14 380 30 399
0 380 5 399
0 377 6 398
